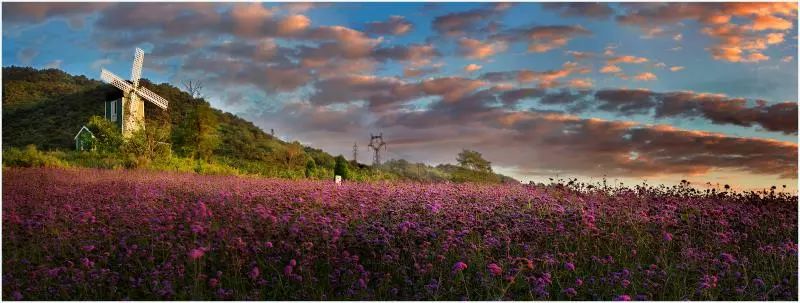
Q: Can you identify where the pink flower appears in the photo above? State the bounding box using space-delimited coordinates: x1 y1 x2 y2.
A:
487 263 502 276
248 266 260 280
663 232 673 242
614 294 631 301
563 287 577 297
452 261 468 273
564 262 575 271
80 257 94 269
81 245 95 252
575 278 583 286
265 241 273 248
284 265 293 276
208 278 219 288
621 279 631 287
188 248 206 260
289 259 297 266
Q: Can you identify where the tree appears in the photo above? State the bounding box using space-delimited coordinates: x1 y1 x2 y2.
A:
181 80 204 99
172 103 219 161
86 115 123 153
334 155 350 180
305 158 317 178
456 149 492 173
283 141 304 167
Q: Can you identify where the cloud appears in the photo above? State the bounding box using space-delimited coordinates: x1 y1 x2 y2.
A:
482 62 590 89
499 88 546 106
608 55 649 64
431 3 510 36
669 66 685 72
495 25 591 53
782 56 794 63
403 67 440 78
280 2 318 14
309 75 421 110
541 3 614 19
2 2 110 25
365 15 413 36
568 78 593 89
229 3 274 37
633 72 657 81
593 89 799 134
43 60 62 69
377 100 796 179
373 44 440 67
90 58 112 70
277 14 312 35
617 2 797 63
464 64 482 73
457 38 508 59
600 64 622 73
16 48 39 64
308 75 488 111
566 50 595 60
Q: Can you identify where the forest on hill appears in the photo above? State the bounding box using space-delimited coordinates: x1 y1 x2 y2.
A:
2 66 517 183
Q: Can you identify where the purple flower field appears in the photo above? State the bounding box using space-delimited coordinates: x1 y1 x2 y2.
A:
2 168 797 300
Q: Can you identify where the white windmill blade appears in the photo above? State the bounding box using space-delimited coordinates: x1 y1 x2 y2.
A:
100 69 133 92
131 48 144 87
135 86 169 110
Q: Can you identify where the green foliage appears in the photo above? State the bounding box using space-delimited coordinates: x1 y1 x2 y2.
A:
86 115 123 153
2 145 69 168
305 158 317 178
119 125 172 168
380 159 449 182
334 155 350 180
456 149 492 173
172 102 219 161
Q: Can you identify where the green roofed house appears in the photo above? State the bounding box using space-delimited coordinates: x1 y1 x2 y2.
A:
74 125 95 151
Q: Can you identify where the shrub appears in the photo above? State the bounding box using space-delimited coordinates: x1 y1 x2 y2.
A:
334 155 350 180
2 145 68 168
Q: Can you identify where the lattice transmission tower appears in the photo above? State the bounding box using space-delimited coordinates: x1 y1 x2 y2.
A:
367 133 387 166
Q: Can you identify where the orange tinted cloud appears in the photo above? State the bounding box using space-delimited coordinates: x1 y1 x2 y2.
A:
618 2 797 63
633 72 657 81
458 38 508 59
464 63 483 72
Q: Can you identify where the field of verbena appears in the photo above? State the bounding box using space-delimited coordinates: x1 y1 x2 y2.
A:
3 168 797 300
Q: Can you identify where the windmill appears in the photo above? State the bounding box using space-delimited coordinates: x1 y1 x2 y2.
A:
100 48 169 137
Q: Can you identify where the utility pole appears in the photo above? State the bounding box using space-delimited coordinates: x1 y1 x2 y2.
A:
352 142 359 163
367 133 387 166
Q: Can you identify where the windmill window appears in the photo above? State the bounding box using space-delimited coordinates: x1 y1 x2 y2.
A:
110 101 117 122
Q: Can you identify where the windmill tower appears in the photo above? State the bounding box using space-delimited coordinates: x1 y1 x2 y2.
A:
100 48 169 137
367 133 387 166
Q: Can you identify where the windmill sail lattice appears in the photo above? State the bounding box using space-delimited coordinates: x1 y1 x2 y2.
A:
99 48 169 137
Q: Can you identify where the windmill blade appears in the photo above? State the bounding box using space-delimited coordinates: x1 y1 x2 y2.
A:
135 86 169 110
131 48 144 87
100 69 133 92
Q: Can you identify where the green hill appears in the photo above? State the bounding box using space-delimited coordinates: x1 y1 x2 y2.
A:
2 66 517 183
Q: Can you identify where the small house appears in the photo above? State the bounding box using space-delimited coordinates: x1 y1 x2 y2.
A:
74 125 96 151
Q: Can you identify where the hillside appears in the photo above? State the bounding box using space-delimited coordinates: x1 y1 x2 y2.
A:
2 66 517 183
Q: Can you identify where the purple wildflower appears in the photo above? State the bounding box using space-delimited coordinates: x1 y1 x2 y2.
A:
452 261 468 273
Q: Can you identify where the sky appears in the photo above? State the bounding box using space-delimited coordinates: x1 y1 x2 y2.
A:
2 2 798 191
